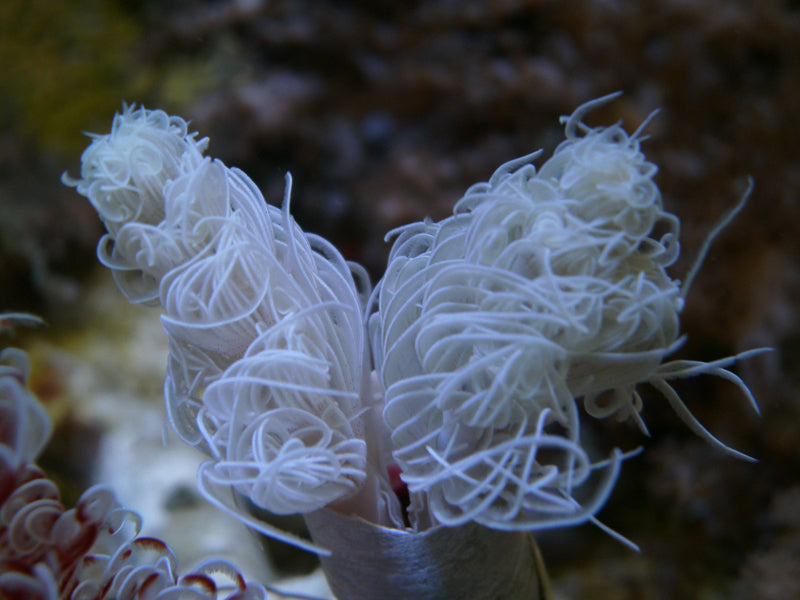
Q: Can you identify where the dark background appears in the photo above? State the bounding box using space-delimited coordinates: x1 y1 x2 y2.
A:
1 1 798 597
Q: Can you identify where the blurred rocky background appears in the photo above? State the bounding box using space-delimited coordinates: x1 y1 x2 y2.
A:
1 0 799 598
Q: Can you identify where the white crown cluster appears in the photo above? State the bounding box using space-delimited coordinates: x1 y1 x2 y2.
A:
66 96 761 550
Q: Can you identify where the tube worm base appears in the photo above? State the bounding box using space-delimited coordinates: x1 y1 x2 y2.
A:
304 509 551 600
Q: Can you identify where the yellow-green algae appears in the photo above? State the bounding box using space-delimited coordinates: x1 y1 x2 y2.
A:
0 0 143 155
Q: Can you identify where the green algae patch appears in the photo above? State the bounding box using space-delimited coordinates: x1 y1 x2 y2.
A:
0 0 143 155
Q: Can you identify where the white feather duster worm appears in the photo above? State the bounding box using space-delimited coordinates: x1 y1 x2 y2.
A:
369 93 762 534
66 106 380 553
67 97 762 591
